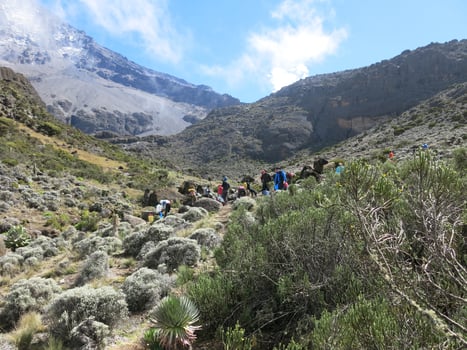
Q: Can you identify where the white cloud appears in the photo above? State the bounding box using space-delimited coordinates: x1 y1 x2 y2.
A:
56 0 186 63
203 0 347 95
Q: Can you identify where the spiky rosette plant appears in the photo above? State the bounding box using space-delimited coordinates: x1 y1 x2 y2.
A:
149 295 201 350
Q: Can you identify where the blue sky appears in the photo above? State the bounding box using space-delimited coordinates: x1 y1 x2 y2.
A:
38 0 467 103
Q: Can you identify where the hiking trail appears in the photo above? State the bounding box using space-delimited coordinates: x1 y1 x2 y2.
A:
215 203 233 234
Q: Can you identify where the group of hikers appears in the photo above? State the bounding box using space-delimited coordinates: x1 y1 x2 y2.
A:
144 142 433 215
142 156 345 215
195 157 339 206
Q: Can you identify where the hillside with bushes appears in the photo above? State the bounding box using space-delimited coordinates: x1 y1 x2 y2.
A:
0 67 466 349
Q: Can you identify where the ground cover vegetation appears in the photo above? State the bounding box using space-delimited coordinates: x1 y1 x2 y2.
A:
185 149 466 349
1 68 466 349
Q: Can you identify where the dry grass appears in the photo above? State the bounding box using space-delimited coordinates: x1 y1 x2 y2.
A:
9 312 44 350
17 123 126 171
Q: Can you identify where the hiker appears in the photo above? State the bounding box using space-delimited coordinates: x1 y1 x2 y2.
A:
142 189 150 206
216 184 224 202
389 150 395 160
335 162 345 174
246 180 257 197
203 185 211 197
286 172 295 185
155 203 163 218
260 170 272 191
221 176 230 205
237 184 247 197
274 166 287 191
147 190 158 207
159 199 171 217
313 157 328 175
187 187 197 206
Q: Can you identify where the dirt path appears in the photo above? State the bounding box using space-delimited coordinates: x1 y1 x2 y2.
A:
215 203 232 226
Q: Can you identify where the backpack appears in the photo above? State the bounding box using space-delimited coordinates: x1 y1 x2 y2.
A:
277 170 286 183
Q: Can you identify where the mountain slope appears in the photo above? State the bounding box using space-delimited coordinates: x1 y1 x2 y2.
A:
119 40 467 177
0 1 240 136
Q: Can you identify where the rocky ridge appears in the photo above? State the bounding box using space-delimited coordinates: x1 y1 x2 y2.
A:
117 40 467 178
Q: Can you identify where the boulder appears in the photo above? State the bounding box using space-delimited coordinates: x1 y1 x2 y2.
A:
193 197 222 212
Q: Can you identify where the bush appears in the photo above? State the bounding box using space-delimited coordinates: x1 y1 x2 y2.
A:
69 318 110 350
309 296 444 349
122 231 149 257
123 224 175 258
219 321 254 350
37 121 62 136
231 197 256 211
74 251 109 286
181 207 208 222
143 237 201 271
75 210 100 232
4 225 30 251
452 147 467 171
188 228 222 249
0 277 61 329
187 272 236 332
121 267 174 312
45 285 128 344
72 235 122 258
0 252 24 276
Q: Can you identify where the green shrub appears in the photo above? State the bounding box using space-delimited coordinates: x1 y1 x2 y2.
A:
4 225 30 251
452 147 467 171
143 328 164 350
309 297 444 349
44 211 70 230
176 265 195 286
219 321 254 350
2 158 19 166
272 339 305 350
37 121 62 136
75 210 100 232
187 272 237 333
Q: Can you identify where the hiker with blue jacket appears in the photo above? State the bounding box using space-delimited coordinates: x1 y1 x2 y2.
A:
274 166 287 191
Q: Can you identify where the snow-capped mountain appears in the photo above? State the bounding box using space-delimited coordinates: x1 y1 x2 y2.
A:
0 1 240 136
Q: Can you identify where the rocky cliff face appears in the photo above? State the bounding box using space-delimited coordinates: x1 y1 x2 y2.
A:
276 40 467 146
148 40 467 164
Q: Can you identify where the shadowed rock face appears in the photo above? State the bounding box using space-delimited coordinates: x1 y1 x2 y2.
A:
154 40 467 164
274 40 467 148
